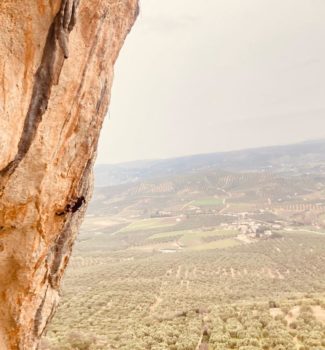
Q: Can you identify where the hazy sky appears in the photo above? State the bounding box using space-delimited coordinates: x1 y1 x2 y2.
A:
96 0 325 164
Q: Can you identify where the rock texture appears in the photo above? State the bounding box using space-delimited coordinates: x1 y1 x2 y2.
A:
0 1 139 348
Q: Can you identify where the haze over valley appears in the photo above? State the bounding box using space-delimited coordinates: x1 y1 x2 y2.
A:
44 140 325 349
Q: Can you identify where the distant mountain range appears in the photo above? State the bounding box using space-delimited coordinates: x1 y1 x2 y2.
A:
94 139 325 187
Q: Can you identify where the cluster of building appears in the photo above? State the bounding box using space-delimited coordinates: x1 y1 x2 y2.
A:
221 220 284 240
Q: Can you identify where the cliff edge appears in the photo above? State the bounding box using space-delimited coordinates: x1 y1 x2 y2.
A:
0 1 139 348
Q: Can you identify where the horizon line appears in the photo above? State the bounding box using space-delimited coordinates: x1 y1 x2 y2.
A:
95 137 325 167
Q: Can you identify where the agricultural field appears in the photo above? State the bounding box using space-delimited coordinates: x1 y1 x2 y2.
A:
42 219 325 349
42 143 325 349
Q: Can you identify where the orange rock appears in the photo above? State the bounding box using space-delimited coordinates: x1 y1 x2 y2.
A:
0 1 139 348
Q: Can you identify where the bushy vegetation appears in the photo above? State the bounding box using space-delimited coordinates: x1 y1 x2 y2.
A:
43 228 325 349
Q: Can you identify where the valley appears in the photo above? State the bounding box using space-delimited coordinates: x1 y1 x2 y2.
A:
42 141 325 350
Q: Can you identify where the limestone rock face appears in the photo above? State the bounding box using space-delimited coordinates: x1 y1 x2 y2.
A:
0 1 139 348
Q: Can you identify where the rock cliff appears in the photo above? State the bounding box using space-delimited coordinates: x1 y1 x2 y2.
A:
0 1 139 348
